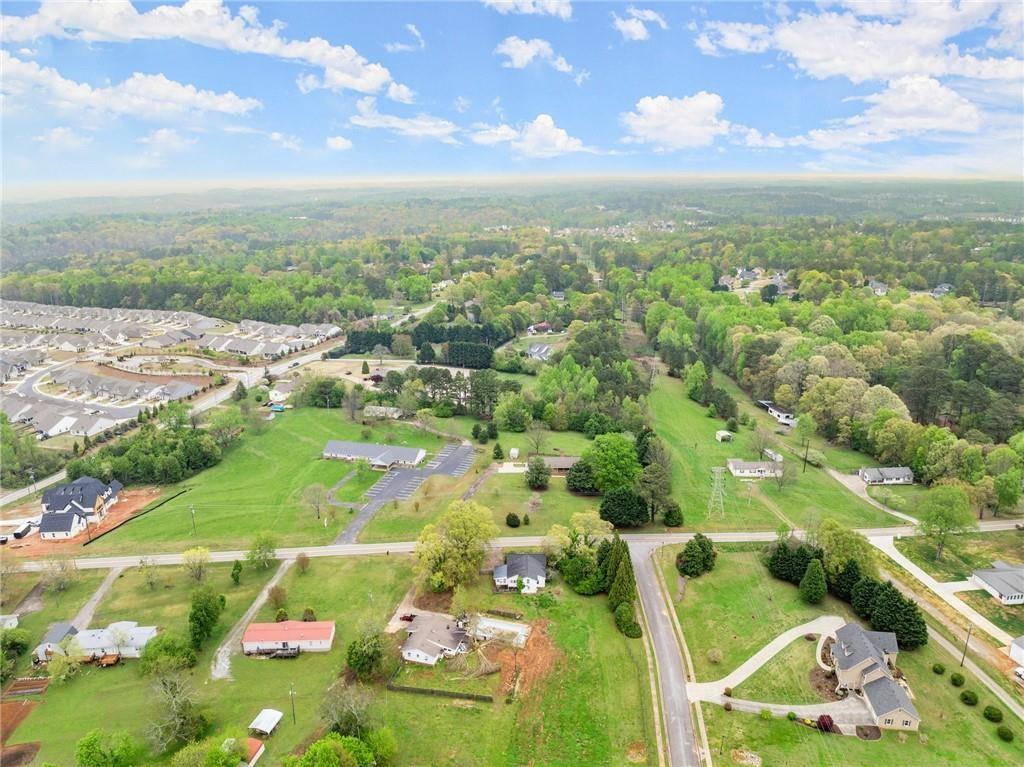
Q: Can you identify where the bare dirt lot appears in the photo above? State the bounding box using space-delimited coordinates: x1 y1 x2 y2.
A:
2 487 162 557
489 619 560 699
80 361 209 388
1 698 40 764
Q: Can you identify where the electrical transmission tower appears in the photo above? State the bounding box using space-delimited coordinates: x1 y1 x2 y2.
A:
707 467 726 519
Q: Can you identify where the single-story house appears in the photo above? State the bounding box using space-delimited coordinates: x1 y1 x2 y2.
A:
248 709 284 736
241 620 336 654
38 510 89 540
493 553 547 594
362 405 405 420
470 616 531 648
550 290 566 301
0 615 19 630
1010 635 1024 666
541 456 580 476
268 380 297 404
400 614 468 666
859 467 914 485
526 343 553 362
726 459 783 479
715 430 733 443
868 279 889 296
766 404 796 427
42 476 122 518
34 622 78 662
75 621 158 659
971 562 1024 605
526 322 551 335
322 440 425 470
830 622 919 731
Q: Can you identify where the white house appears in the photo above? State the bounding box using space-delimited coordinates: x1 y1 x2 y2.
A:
859 467 914 485
75 621 159 659
241 621 336 654
727 459 783 479
766 404 796 426
1010 636 1024 666
400 614 468 666
971 562 1024 605
493 553 547 594
38 511 89 540
322 440 425 469
34 622 78 662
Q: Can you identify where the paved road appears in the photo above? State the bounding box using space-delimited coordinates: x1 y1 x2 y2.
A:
630 541 700 767
870 535 1014 647
334 443 476 544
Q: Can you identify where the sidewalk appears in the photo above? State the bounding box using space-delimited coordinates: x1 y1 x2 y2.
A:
870 535 1013 647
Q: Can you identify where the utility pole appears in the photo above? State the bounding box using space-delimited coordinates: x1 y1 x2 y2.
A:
189 504 197 536
289 682 297 724
802 439 809 473
960 624 973 667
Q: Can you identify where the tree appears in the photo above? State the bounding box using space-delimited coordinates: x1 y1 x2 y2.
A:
361 360 370 375
414 501 499 592
525 456 551 490
614 601 642 638
148 669 208 752
158 401 190 432
343 385 364 421
663 501 683 527
994 469 1022 515
870 582 928 649
346 632 384 680
320 683 373 738
296 552 311 574
851 576 882 619
493 392 531 432
41 554 80 595
676 539 707 578
815 519 877 583
684 361 708 401
364 728 398 767
139 632 196 675
608 555 637 613
831 558 862 602
772 460 796 491
636 462 672 521
182 547 210 582
543 510 612 560
303 483 328 521
232 380 247 401
268 585 288 609
230 559 242 585
750 427 773 461
599 487 648 528
139 558 160 591
566 459 598 494
492 442 504 459
247 532 277 570
917 485 975 560
799 559 827 604
525 422 548 456
48 640 82 684
74 729 140 767
584 433 642 493
187 586 225 649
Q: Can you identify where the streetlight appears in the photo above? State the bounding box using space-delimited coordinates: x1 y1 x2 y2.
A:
289 682 297 724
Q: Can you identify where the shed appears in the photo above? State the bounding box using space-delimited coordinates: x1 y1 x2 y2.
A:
715 430 733 443
248 708 284 736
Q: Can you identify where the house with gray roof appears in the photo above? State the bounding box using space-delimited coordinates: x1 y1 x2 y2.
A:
971 561 1024 605
726 459 783 479
493 553 547 594
859 467 914 485
400 614 468 666
526 343 553 362
34 622 78 663
322 440 426 470
830 622 919 731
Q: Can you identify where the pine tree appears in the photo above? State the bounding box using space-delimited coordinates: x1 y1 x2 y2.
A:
361 360 370 374
893 597 929 650
799 559 827 604
869 581 903 634
694 533 717 573
602 535 625 591
851 576 881 618
595 539 614 587
608 555 637 614
676 539 706 578
492 442 504 459
831 558 862 602
767 541 791 581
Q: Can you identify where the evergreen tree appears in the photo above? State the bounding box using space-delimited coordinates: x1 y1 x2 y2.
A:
608 555 637 614
361 360 370 374
870 582 928 649
831 558 862 602
694 533 717 573
595 538 614 588
799 559 827 604
767 541 791 581
851 576 881 618
492 442 504 459
676 539 706 578
230 560 242 586
869 582 903 634
663 501 683 527
601 536 625 591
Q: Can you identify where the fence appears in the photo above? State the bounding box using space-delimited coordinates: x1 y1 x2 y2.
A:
386 667 494 703
82 488 190 546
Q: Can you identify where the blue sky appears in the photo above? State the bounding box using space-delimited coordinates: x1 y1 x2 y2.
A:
2 1 1022 191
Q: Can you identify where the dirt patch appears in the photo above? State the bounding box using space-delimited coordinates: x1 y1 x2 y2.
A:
730 748 763 766
1 743 40 766
809 667 844 701
81 361 209 388
1 699 38 742
626 740 647 763
2 487 162 558
488 619 561 700
3 678 49 698
413 590 453 613
820 636 834 665
856 725 882 740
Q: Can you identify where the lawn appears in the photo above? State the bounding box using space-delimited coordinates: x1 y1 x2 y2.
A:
956 590 1024 637
0 569 39 611
867 484 929 516
391 656 500 698
649 376 898 533
702 632 1022 767
84 407 446 555
732 637 824 705
330 467 383 503
10 557 411 766
479 474 600 535
443 415 594 457
658 544 857 681
893 531 1024 582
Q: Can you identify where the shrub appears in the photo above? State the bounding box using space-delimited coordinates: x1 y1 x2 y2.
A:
724 702 732 712
706 648 723 665
614 601 642 638
787 712 797 721
959 690 978 706
950 673 965 687
932 663 945 675
302 607 317 622
525 456 551 490
505 512 521 528
760 709 772 721
663 502 683 527
296 553 310 574
996 726 1014 742
268 585 287 609
523 513 530 526
275 608 289 622
723 687 733 697
983 705 1003 723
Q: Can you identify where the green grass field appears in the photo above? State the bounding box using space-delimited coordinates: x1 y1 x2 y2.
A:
867 484 930 516
649 376 898 532
658 545 856 681
956 590 1024 637
732 637 824 705
443 415 593 457
893 531 1024 582
330 467 383 503
84 407 446 554
0 569 40 611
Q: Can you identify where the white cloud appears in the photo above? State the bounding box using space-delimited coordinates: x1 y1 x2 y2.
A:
269 131 302 151
797 76 981 150
33 125 91 150
384 23 425 53
693 22 772 55
471 114 589 158
386 82 416 104
481 0 572 21
1 50 260 120
326 135 353 151
453 96 471 113
612 7 668 41
493 36 585 82
137 127 195 153
621 93 732 150
739 127 787 148
0 0 413 101
349 97 461 145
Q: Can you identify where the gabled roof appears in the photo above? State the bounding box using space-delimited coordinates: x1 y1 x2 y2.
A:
504 553 547 580
242 620 336 644
861 467 914 482
832 622 897 671
42 476 121 511
38 511 86 533
973 562 1024 599
40 622 77 645
864 676 919 719
402 614 467 658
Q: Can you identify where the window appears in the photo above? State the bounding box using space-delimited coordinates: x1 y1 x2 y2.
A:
884 718 893 725
903 720 910 727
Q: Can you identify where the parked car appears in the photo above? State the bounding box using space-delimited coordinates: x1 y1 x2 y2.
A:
399 614 416 622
